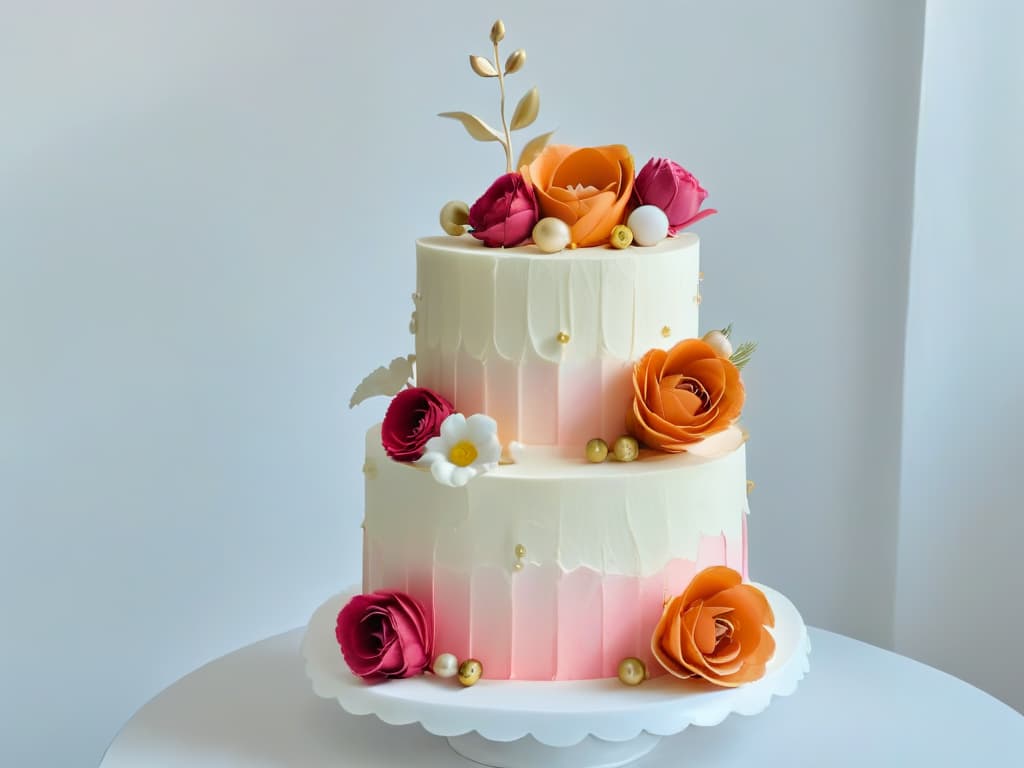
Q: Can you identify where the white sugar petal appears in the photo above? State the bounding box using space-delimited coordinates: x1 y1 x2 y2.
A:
450 466 475 487
476 437 503 465
465 413 498 445
431 460 455 486
439 412 467 443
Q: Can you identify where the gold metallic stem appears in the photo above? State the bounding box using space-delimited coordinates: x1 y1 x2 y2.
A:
493 41 512 173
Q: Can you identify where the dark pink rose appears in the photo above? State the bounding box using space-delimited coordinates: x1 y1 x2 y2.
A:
335 590 433 681
468 172 539 247
381 387 455 462
633 158 717 235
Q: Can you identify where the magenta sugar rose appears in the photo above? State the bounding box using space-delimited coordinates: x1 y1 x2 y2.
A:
335 590 434 681
633 158 717 236
468 172 540 247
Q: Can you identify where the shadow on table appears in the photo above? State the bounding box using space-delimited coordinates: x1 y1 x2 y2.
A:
115 629 1024 768
120 634 460 766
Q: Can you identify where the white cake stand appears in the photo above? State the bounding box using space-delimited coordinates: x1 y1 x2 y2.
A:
302 585 810 768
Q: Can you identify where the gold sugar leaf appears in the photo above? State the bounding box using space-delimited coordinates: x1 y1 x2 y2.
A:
505 49 526 74
438 111 505 143
509 87 540 131
490 19 505 43
469 55 498 78
516 130 556 168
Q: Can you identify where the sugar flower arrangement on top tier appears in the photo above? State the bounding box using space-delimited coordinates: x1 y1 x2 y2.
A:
437 20 715 252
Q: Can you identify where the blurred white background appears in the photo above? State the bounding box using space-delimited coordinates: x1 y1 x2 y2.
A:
1 1 1020 765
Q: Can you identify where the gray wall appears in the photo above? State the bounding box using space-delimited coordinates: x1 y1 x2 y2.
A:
895 0 1024 712
0 2 926 765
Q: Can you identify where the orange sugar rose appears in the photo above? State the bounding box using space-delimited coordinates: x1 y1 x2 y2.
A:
626 338 744 453
521 144 635 247
652 566 775 687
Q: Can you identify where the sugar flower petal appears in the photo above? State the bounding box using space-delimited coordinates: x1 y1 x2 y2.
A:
651 567 775 688
523 144 635 247
418 411 502 487
380 387 455 462
684 425 746 459
335 590 434 682
627 338 745 453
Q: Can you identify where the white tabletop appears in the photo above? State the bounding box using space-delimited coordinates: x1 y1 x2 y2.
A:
100 627 1024 767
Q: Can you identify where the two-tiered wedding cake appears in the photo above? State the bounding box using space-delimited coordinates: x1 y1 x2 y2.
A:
333 18 776 692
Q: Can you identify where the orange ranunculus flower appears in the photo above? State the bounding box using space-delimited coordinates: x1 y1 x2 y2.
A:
521 144 635 247
652 566 775 687
626 338 744 453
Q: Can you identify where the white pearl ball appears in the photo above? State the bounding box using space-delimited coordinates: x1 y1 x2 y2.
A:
627 205 669 246
432 652 459 678
532 217 572 253
702 330 734 358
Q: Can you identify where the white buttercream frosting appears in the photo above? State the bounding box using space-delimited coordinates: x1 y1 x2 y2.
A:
363 424 747 580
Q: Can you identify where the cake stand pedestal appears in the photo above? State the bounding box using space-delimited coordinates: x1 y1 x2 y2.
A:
302 585 810 768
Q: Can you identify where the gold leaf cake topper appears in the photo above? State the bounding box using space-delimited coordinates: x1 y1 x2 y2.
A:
438 19 553 173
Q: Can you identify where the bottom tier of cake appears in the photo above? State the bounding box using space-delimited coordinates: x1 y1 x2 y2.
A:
361 426 750 681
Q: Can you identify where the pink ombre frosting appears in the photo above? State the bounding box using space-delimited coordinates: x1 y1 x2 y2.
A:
365 529 746 680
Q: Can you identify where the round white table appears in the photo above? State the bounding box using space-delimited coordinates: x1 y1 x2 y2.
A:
99 627 1024 767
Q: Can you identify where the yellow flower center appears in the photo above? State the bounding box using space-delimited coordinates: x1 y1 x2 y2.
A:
448 440 478 467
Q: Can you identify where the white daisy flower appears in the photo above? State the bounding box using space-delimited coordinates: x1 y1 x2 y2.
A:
417 413 501 487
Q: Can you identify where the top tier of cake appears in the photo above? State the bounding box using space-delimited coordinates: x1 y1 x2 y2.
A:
415 234 701 451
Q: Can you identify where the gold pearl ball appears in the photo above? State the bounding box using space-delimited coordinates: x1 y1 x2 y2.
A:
609 224 633 249
618 657 647 686
612 435 639 462
586 438 609 463
458 658 483 686
439 200 469 236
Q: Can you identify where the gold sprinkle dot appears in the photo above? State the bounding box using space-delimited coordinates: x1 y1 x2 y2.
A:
513 543 527 572
661 325 671 338
693 294 702 305
362 459 378 479
556 331 570 344
747 480 755 495
698 271 705 281
568 242 579 250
